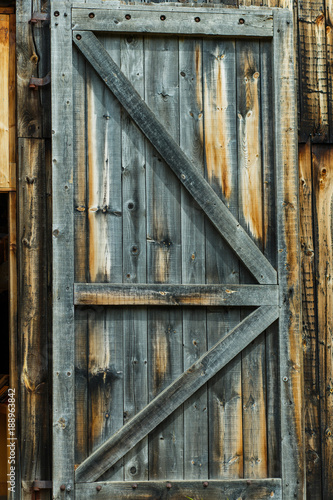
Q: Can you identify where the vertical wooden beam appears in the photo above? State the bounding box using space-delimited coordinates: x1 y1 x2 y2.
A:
312 145 333 500
51 2 74 498
273 10 305 500
298 0 328 142
299 141 322 499
0 13 10 188
18 138 50 499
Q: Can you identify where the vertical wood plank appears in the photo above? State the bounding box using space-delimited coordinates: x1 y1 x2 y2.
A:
260 39 280 478
18 138 50 496
299 141 322 499
73 46 89 468
327 0 333 142
145 35 183 480
8 190 18 500
273 10 305 499
9 13 16 188
0 14 10 188
120 33 148 482
237 39 267 480
312 145 333 500
51 2 75 497
16 1 42 138
298 0 328 142
85 33 124 481
179 36 208 479
203 38 243 479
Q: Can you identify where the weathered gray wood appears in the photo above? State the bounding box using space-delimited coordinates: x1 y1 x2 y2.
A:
72 7 273 37
236 39 267 479
273 10 305 500
144 34 183 480
120 33 148 482
85 34 124 482
179 36 208 479
202 38 243 479
75 479 282 500
51 2 75 498
72 37 89 470
260 38 280 478
73 30 277 285
74 283 279 306
75 305 279 482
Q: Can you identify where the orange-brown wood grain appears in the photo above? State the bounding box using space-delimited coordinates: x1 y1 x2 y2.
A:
312 145 333 499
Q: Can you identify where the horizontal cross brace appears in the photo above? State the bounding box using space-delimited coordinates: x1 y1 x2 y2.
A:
72 7 273 37
75 305 279 482
73 31 277 285
74 283 279 307
75 479 282 499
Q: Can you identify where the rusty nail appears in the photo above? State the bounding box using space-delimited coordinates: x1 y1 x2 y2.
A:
76 34 81 40
203 482 209 487
96 485 102 491
89 12 95 18
132 483 138 489
166 483 172 489
54 11 60 17
125 14 131 20
239 18 245 24
195 17 200 22
60 485 66 491
160 15 166 21
283 376 288 382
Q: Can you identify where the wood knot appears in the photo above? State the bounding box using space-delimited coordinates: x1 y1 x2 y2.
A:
26 176 36 184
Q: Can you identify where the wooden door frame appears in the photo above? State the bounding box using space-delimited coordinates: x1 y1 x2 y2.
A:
51 3 303 499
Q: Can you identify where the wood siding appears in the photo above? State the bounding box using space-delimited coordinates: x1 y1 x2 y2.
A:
14 1 333 500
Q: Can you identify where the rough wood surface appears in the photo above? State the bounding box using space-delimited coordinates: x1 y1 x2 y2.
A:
299 141 322 499
74 283 279 306
202 37 243 479
18 139 50 498
144 34 183 480
72 7 273 37
312 145 333 500
120 33 148 482
179 35 208 480
0 14 10 187
51 2 75 498
73 29 277 285
75 479 282 500
273 10 305 499
260 38 280 478
75 306 279 482
298 0 328 142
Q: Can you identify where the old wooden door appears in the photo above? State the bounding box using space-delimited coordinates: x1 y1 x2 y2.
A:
51 3 303 499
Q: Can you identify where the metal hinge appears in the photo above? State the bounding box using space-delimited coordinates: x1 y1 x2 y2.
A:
29 72 51 90
29 12 50 23
32 481 53 500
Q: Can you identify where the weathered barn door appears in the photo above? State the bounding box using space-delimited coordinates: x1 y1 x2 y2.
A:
51 3 303 499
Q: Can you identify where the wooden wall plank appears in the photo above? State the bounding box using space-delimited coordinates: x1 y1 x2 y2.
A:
299 141 322 499
202 38 243 480
312 145 333 500
73 45 88 469
9 13 16 188
260 39 280 478
273 10 305 499
236 39 267 479
18 138 50 497
16 1 42 138
179 36 208 480
145 34 183 480
298 0 328 142
120 33 148 482
51 2 75 497
0 14 10 188
85 33 124 481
